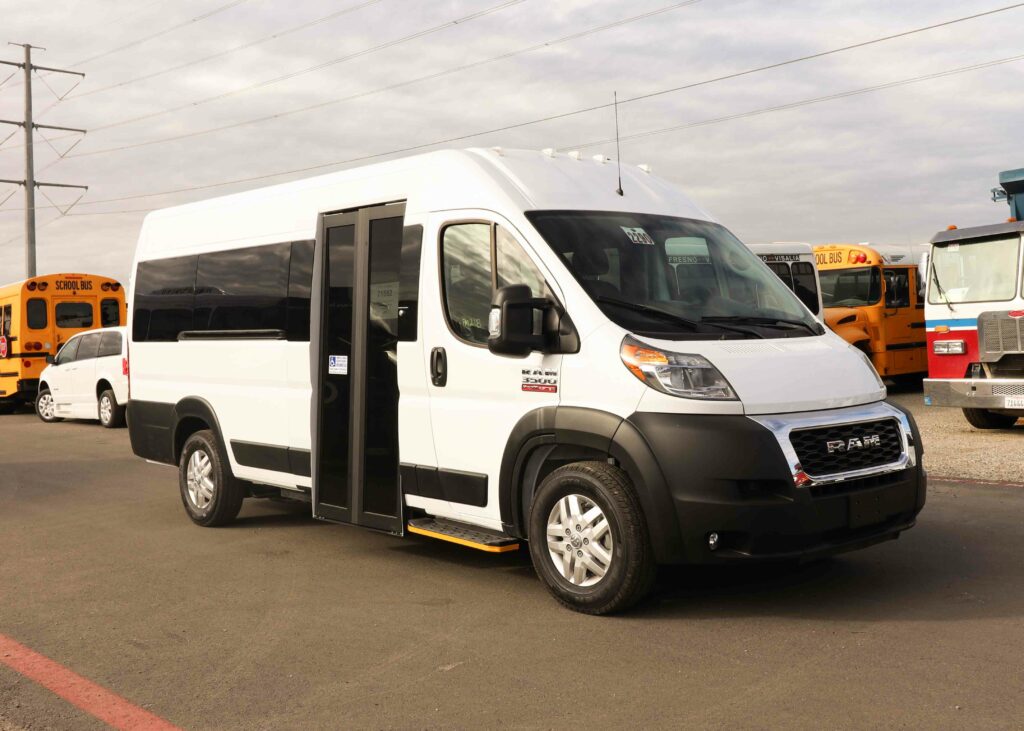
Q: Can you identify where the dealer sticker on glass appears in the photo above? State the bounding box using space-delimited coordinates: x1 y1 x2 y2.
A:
1005 396 1024 409
621 226 655 245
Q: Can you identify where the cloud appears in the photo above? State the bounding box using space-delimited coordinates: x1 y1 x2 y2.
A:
0 0 1020 283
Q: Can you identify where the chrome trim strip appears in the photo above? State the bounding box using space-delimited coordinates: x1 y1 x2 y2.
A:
748 401 915 487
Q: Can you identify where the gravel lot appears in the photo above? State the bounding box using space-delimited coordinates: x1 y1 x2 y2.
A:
888 382 1024 485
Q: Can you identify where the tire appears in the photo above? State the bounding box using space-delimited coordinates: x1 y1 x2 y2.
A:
97 389 126 428
35 388 61 423
178 430 244 526
963 408 1018 430
528 461 656 615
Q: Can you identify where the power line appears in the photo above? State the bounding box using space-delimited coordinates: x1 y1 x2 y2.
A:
72 0 254 67
65 0 706 158
11 50 1021 216
60 0 386 101
21 0 1020 161
80 0 526 134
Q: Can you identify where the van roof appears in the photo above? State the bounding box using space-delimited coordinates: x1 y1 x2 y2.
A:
136 148 716 260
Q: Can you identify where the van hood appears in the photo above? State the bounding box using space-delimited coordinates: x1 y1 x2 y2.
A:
640 333 885 415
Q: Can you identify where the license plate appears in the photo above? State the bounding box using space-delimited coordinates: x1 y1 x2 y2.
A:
1005 396 1024 409
849 490 902 529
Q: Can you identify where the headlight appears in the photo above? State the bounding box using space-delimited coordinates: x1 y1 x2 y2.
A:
933 339 966 355
620 336 737 400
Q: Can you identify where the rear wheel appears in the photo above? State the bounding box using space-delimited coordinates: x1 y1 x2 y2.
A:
963 408 1018 430
528 461 655 615
178 430 244 526
97 389 125 428
35 388 60 423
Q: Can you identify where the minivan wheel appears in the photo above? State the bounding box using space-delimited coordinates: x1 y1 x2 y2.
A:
528 461 655 615
35 388 60 423
98 389 125 428
963 408 1018 430
179 430 244 526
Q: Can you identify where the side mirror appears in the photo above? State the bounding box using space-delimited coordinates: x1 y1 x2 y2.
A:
487 285 548 357
45 354 55 365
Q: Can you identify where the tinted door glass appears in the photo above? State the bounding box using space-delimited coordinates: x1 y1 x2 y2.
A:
496 226 546 296
98 330 122 357
55 302 93 329
194 243 289 332
287 240 314 341
76 332 102 360
55 337 80 365
441 223 492 345
100 298 121 326
884 268 911 308
319 224 355 510
363 216 403 518
27 299 47 329
133 256 198 342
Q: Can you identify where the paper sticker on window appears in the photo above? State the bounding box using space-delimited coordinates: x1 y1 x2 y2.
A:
621 226 655 246
328 355 348 375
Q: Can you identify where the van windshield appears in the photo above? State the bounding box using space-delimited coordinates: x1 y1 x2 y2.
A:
525 211 821 340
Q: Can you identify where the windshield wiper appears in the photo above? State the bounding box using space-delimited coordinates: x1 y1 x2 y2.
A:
594 297 763 338
703 315 822 336
929 262 956 313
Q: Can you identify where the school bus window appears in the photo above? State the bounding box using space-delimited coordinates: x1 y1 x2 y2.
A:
55 302 94 329
27 298 47 329
100 298 121 327
884 268 911 308
1 304 10 336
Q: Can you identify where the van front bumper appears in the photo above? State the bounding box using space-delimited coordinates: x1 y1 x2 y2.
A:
626 401 926 564
924 378 1024 410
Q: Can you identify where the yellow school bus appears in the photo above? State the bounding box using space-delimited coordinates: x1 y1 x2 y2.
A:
814 244 926 378
0 273 126 410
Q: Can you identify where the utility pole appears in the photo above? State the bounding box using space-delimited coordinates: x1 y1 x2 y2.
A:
0 43 87 278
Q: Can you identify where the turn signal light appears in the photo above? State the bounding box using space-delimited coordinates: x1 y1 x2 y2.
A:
37 282 48 291
27 281 37 291
111 283 121 291
101 282 111 291
947 225 958 231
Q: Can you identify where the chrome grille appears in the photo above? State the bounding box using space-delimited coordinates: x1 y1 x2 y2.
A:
979 312 1024 361
789 419 903 477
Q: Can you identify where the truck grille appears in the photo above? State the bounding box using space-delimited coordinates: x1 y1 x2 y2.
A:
979 312 1024 361
789 419 903 477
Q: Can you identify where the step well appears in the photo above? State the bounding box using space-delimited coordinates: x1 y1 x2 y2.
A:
407 517 520 553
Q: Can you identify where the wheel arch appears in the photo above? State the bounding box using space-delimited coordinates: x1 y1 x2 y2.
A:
499 406 683 562
172 397 231 471
96 379 113 399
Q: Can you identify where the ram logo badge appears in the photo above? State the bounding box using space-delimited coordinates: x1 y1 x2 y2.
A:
826 434 881 453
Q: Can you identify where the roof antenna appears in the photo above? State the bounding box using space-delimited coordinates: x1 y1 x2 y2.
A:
613 91 624 196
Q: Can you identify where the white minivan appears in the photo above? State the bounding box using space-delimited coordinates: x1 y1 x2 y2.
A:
37 326 128 428
126 148 925 614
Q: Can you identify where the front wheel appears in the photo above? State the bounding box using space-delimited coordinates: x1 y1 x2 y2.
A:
98 389 126 428
963 408 1018 429
35 388 61 423
178 430 244 526
528 461 656 615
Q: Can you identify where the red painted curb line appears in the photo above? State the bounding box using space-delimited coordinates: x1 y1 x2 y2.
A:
0 633 181 731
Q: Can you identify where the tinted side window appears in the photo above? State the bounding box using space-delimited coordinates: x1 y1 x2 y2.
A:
133 256 198 342
791 261 820 314
100 298 121 326
398 225 423 342
194 243 289 332
1 304 10 336
98 330 122 357
766 262 793 289
27 298 47 329
76 332 102 360
55 337 80 365
287 240 314 341
441 223 492 345
55 302 94 329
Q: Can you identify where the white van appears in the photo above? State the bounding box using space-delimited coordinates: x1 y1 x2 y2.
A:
37 326 128 428
747 242 823 317
126 148 925 614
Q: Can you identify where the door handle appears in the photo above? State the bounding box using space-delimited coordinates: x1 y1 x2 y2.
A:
430 347 447 387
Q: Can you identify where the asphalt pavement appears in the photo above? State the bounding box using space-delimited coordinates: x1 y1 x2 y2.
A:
1 402 1023 729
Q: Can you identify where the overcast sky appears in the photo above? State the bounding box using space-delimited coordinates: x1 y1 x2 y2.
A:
1 0 1021 283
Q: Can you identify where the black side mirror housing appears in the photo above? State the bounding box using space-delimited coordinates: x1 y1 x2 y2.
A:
487 285 549 357
45 354 55 365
